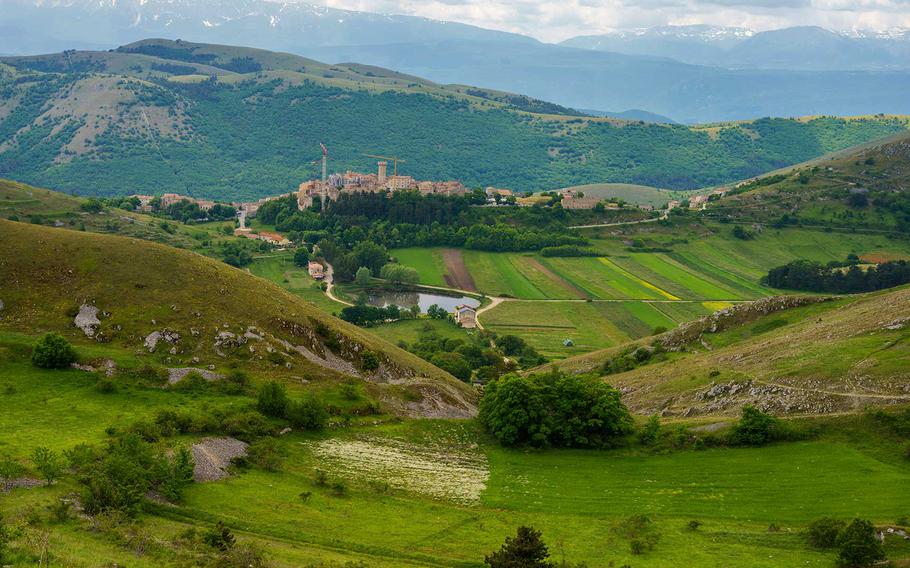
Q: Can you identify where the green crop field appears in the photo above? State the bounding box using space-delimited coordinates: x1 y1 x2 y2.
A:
462 251 548 299
390 248 449 287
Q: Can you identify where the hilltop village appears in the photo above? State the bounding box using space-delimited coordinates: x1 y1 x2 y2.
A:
128 156 730 247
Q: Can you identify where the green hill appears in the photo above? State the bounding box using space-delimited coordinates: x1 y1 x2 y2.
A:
1 39 908 199
554 182 682 207
706 130 910 232
0 218 476 417
539 288 910 418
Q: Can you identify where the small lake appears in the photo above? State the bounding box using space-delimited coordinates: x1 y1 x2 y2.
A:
365 291 480 312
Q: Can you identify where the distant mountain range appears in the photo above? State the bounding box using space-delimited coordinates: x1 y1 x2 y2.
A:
562 25 910 71
2 1 910 122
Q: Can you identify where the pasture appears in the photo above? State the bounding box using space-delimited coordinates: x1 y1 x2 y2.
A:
554 182 681 207
5 360 910 568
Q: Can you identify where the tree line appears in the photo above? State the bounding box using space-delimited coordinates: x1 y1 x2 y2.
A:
764 257 910 293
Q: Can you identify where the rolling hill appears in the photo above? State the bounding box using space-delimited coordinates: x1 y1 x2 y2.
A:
540 289 910 418
2 39 909 200
0 218 477 418
705 129 910 232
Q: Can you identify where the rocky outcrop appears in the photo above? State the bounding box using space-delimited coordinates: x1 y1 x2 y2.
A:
74 304 101 337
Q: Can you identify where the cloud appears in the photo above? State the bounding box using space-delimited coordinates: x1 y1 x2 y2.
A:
320 0 910 41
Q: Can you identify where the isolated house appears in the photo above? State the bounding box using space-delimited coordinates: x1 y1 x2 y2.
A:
454 304 477 328
308 261 325 280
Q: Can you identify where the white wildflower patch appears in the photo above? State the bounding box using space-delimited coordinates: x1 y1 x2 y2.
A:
308 438 489 505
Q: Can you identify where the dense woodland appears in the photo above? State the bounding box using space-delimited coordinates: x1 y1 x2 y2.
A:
1 62 907 199
764 257 910 293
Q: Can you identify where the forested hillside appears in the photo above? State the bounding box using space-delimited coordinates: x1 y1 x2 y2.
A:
1 40 908 200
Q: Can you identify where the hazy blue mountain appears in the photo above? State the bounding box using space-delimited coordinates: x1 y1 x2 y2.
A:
0 0 536 55
307 40 910 123
562 25 910 71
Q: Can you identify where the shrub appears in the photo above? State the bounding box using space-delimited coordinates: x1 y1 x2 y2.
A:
617 515 660 555
31 447 63 486
203 522 236 551
638 415 661 446
285 396 329 430
220 411 272 441
360 351 379 372
247 438 284 472
219 370 249 395
31 333 77 369
730 405 778 446
484 526 555 568
0 511 9 564
836 519 884 567
807 518 846 548
479 372 632 448
0 455 27 480
95 378 117 394
687 520 702 531
257 381 289 418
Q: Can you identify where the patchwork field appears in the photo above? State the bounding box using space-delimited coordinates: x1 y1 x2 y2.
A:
392 227 910 359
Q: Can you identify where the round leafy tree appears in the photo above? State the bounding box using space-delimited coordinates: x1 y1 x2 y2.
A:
31 333 77 369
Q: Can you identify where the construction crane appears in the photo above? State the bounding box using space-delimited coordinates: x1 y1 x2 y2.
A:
319 143 328 182
364 154 406 177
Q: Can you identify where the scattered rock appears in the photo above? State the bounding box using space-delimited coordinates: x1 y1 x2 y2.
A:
167 367 223 385
144 331 162 351
191 437 248 482
2 477 43 492
74 304 101 337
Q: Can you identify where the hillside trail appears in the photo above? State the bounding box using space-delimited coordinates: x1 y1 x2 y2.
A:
752 379 910 401
323 262 353 307
568 214 666 230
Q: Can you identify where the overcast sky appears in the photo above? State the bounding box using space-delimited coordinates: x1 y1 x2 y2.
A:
321 0 910 42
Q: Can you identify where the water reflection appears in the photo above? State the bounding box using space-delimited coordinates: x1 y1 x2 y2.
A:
365 291 480 312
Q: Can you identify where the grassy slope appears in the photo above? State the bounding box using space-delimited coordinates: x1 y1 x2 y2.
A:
542 286 910 417
705 130 910 230
0 219 476 415
555 182 683 207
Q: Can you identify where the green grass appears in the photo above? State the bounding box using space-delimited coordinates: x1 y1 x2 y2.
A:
462 251 547 299
391 248 449 287
248 252 341 313
366 318 470 347
555 182 681 207
3 334 910 567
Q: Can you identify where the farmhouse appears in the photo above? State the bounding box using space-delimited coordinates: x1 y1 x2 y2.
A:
308 261 325 280
454 304 477 329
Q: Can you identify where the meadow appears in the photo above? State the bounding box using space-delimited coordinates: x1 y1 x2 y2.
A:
4 343 910 568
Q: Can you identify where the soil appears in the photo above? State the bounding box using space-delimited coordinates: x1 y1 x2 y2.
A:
441 249 477 292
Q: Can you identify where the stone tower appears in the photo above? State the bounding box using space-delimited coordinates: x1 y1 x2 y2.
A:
377 161 388 184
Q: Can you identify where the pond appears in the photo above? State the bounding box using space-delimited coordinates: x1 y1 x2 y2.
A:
365 290 480 312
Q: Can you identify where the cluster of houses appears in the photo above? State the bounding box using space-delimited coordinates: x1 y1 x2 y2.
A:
297 161 469 209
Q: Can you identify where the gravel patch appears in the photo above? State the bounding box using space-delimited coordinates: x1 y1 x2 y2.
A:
2 477 43 492
191 437 248 482
167 367 223 385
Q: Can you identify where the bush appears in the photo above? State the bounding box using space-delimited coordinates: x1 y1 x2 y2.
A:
730 405 778 446
31 447 63 486
360 351 379 372
203 522 236 551
638 415 661 446
246 438 284 472
479 372 632 448
285 396 329 430
257 381 289 418
807 518 846 548
95 378 117 394
484 526 555 568
31 333 77 369
0 512 9 565
836 519 884 567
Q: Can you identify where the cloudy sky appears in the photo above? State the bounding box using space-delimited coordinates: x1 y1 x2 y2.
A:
321 0 910 42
